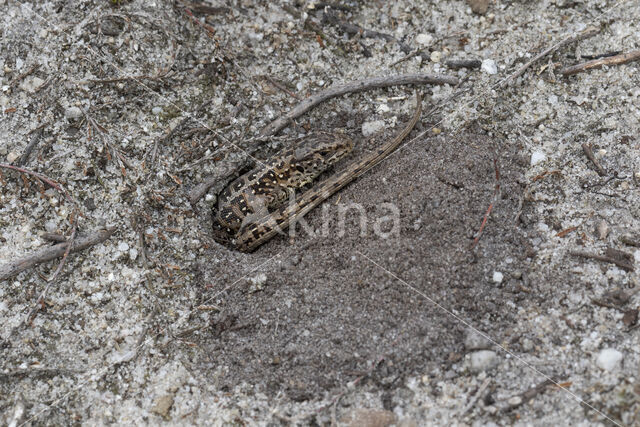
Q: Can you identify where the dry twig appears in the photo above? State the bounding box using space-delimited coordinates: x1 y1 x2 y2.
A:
471 146 501 249
260 73 458 137
462 378 492 414
570 250 634 272
0 227 117 282
581 142 606 176
0 164 88 323
620 235 640 248
502 25 599 86
446 59 482 70
16 124 47 166
560 49 640 76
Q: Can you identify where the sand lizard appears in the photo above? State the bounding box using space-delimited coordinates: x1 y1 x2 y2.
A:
213 91 422 252
212 133 354 244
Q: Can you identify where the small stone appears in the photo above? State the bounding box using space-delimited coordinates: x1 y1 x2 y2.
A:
64 106 83 120
117 242 129 252
339 408 395 427
6 151 19 163
467 0 489 14
596 220 609 240
415 33 433 46
362 120 386 137
151 394 174 420
530 151 546 166
507 396 522 406
248 273 267 286
521 338 534 352
376 103 390 114
430 51 442 63
481 59 497 75
248 272 267 293
470 350 499 373
492 271 503 283
464 331 492 351
152 106 162 115
596 348 623 371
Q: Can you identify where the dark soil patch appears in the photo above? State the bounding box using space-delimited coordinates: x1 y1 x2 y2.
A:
191 126 533 403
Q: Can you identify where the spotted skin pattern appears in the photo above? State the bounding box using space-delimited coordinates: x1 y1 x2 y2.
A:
212 132 354 244
234 92 422 252
212 92 422 252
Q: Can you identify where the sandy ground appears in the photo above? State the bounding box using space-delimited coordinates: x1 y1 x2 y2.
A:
1 0 639 425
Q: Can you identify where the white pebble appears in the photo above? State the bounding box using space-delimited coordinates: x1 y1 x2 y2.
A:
596 220 609 240
596 348 623 371
361 120 386 137
118 242 129 252
530 151 546 166
65 106 83 119
376 104 390 114
430 51 442 63
6 151 19 163
470 350 499 373
249 273 267 286
152 106 162 115
492 271 503 283
415 33 433 46
481 59 498 75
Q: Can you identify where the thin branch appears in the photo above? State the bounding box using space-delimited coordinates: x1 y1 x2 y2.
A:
41 232 69 243
260 73 458 137
570 250 634 272
503 25 599 86
0 227 116 282
16 124 47 166
446 59 482 70
462 378 492 415
22 223 79 324
560 49 640 76
471 147 501 249
321 9 414 55
263 75 301 100
87 73 173 85
9 64 41 88
0 163 75 206
581 142 606 176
